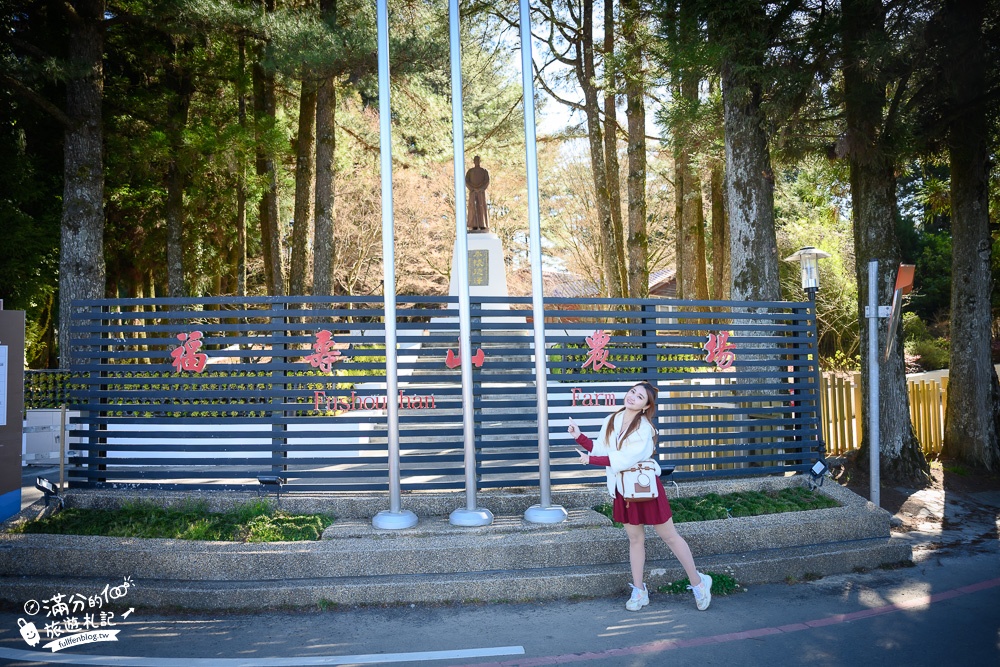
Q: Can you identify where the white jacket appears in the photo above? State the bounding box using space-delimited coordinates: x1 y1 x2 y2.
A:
591 411 660 498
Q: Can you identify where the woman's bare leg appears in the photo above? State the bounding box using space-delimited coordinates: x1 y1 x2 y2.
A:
653 519 702 586
624 523 646 588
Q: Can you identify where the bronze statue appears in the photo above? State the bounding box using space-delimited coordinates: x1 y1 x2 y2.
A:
465 155 490 232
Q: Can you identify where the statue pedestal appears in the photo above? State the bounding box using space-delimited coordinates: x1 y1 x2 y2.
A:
433 232 525 326
449 232 509 301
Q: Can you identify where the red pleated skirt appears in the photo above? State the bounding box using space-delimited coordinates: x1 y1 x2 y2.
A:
612 476 673 525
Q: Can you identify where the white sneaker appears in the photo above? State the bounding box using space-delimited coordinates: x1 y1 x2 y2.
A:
688 573 712 611
625 583 649 611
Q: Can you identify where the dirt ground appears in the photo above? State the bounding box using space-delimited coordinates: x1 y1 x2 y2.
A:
831 453 1000 552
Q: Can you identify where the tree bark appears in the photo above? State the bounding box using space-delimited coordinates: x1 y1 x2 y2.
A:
710 1 779 303
59 0 106 368
252 2 284 297
603 0 628 298
577 0 620 298
165 42 194 298
314 74 336 297
290 78 317 296
720 60 779 302
710 160 729 300
843 0 928 486
673 141 684 296
940 0 999 471
313 0 337 297
677 0 708 301
236 34 248 298
622 0 648 298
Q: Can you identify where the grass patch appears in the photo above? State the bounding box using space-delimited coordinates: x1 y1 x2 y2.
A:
594 486 839 525
656 570 744 596
10 499 333 542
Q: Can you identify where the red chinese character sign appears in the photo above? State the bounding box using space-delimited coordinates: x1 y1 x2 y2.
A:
582 330 616 371
445 348 485 369
170 331 208 373
703 331 737 370
305 330 344 373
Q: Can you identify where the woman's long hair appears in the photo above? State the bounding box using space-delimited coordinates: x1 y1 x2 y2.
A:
602 381 659 450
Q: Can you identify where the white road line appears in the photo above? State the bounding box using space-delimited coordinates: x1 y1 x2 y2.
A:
0 645 526 666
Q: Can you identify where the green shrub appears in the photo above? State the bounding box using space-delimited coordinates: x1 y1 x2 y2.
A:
594 487 838 525
10 499 333 542
902 312 930 342
904 338 949 371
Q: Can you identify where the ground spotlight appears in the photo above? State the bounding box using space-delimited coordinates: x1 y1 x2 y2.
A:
809 459 829 489
257 474 286 499
660 464 679 492
35 477 64 509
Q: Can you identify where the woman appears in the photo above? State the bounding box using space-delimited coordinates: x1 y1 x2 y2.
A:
569 381 712 612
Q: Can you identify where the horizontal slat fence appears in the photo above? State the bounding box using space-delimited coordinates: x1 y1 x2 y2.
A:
66 295 823 491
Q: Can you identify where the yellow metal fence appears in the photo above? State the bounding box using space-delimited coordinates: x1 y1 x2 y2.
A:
820 372 947 457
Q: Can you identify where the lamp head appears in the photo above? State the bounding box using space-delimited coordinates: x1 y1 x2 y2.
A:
784 246 832 291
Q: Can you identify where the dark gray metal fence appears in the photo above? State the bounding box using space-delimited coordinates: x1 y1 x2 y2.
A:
65 295 823 491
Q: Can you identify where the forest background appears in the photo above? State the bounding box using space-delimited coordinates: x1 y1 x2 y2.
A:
2 0 999 480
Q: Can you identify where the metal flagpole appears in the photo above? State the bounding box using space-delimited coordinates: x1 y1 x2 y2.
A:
520 0 567 524
372 0 416 530
447 0 492 527
867 260 881 508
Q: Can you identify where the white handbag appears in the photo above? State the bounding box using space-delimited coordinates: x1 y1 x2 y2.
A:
620 459 660 502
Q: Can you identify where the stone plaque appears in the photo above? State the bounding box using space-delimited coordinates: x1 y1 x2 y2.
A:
468 249 489 286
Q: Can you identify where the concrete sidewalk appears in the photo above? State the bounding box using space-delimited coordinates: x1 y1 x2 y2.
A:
1 471 911 610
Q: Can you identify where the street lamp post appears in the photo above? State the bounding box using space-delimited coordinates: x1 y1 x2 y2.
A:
784 247 831 480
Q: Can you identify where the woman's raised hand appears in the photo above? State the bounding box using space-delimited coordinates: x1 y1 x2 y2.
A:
567 416 581 440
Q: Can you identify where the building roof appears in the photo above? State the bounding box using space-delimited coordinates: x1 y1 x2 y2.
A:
509 268 676 298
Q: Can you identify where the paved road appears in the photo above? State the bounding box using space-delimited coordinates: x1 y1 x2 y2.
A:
0 547 997 667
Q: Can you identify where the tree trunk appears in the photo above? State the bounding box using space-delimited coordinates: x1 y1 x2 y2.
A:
236 34 248 298
165 43 193 298
940 0 999 471
673 144 684 297
59 0 106 368
290 78 317 296
843 0 928 486
252 5 284 297
314 0 337 297
622 0 648 298
720 57 779 302
678 0 708 301
604 0 628 298
710 0 779 303
577 0 620 298
314 79 337 297
710 160 729 300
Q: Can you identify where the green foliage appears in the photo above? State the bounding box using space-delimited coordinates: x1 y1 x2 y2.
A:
669 487 839 522
594 487 838 525
549 343 700 377
774 157 859 361
12 499 333 542
656 570 744 596
821 351 860 373
911 231 953 323
904 338 950 371
902 312 949 371
23 371 84 409
902 311 930 342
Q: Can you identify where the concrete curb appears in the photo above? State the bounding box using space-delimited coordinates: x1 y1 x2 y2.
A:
0 476 912 609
